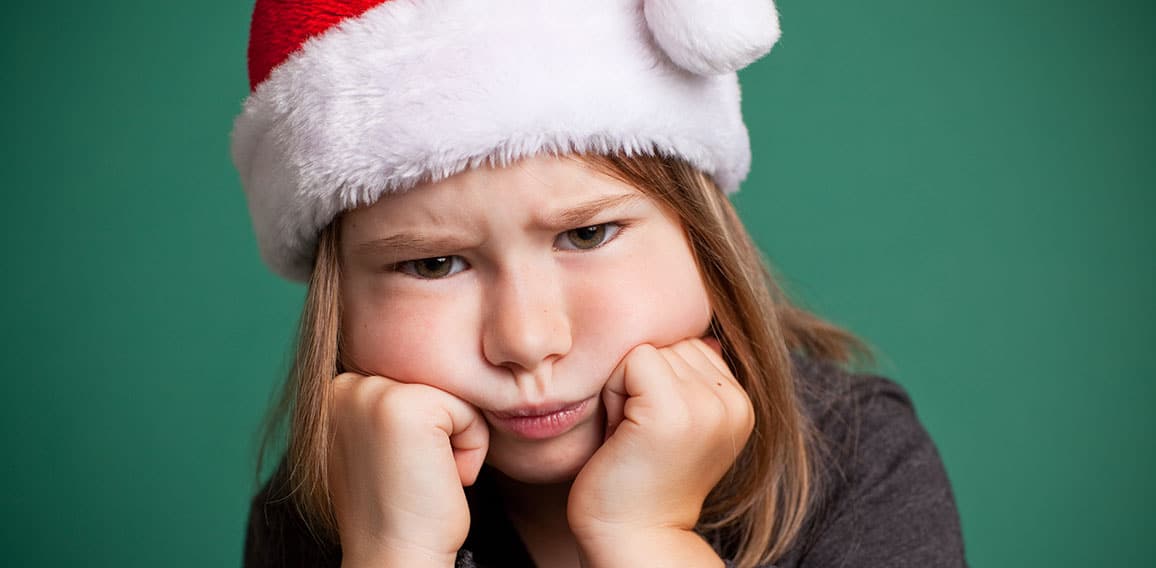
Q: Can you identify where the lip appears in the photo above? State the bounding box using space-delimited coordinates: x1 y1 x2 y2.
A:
487 398 595 440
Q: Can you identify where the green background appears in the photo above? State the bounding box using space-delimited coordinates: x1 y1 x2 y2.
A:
1 0 1152 565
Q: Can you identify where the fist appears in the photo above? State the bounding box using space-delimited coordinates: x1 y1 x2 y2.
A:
567 338 754 541
327 373 489 566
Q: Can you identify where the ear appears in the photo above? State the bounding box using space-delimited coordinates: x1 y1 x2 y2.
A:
643 0 781 75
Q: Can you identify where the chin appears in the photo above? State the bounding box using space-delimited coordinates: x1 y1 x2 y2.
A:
495 457 586 485
486 421 603 484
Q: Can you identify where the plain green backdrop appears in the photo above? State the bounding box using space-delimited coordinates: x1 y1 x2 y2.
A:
1 0 1152 566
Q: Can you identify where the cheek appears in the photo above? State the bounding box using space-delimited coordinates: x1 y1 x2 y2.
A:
567 240 712 366
342 286 484 397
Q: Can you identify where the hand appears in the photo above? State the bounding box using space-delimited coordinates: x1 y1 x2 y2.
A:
328 373 489 567
567 338 754 563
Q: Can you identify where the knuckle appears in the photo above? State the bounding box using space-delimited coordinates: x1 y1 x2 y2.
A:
334 371 366 383
373 384 416 419
627 343 660 363
329 373 360 400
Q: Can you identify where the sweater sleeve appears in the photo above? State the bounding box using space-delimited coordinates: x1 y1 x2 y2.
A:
779 362 968 567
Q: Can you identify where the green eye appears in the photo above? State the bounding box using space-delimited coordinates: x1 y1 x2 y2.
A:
398 256 467 279
558 223 621 251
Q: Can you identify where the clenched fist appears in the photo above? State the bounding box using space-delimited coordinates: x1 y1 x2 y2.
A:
568 338 754 566
328 374 489 568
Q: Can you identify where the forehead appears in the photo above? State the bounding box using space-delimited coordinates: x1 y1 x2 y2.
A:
340 155 647 234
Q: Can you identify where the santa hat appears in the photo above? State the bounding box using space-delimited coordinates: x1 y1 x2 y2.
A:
231 0 781 281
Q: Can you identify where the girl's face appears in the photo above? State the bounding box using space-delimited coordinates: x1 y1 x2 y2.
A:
339 155 713 484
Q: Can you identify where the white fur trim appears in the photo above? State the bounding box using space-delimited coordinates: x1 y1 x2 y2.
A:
644 0 781 75
231 0 758 281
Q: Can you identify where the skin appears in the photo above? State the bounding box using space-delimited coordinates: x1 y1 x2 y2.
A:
330 155 755 567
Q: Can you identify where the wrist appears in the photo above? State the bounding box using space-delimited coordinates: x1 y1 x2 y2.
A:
576 527 723 568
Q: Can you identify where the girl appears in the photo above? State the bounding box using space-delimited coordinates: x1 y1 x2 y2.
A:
232 1 966 566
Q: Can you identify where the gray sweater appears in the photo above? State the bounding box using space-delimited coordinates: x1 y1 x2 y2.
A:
243 356 967 567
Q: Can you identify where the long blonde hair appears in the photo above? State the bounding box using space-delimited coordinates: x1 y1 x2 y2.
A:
255 153 868 567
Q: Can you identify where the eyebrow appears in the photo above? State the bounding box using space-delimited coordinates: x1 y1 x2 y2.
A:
541 193 643 229
350 232 475 259
349 192 644 259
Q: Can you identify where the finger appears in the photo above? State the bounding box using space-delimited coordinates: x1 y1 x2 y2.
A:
452 430 489 486
684 341 755 439
613 344 684 425
332 371 369 393
671 340 750 420
432 393 490 487
333 371 365 383
664 340 732 407
685 338 741 388
658 344 699 383
667 340 724 384
602 354 629 440
603 344 680 438
700 335 723 356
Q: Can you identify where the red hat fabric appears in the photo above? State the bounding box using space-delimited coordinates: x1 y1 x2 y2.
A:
247 0 385 91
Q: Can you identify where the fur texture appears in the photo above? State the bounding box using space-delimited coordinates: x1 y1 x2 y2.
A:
644 0 780 75
231 0 770 281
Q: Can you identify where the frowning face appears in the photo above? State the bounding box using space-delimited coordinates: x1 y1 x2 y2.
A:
339 155 713 484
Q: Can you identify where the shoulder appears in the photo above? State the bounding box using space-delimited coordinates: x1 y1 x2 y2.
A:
794 355 933 467
779 355 968 567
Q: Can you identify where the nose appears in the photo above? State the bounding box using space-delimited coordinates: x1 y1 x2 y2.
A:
481 268 572 376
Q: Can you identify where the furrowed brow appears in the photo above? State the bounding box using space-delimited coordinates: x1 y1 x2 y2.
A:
545 193 643 228
350 233 472 259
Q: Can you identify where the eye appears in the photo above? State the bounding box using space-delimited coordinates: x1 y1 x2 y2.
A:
396 256 468 279
556 223 622 251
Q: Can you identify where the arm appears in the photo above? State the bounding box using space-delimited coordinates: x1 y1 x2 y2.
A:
242 466 483 568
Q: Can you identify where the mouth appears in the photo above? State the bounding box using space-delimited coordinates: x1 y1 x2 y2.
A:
487 398 596 440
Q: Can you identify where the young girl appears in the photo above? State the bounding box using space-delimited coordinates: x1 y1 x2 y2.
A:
232 1 966 566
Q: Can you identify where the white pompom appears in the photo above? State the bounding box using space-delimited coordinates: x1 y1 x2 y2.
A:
644 0 781 75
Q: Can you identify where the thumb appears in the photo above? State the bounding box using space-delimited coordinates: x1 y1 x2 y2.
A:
436 395 490 487
602 356 629 442
601 344 677 441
